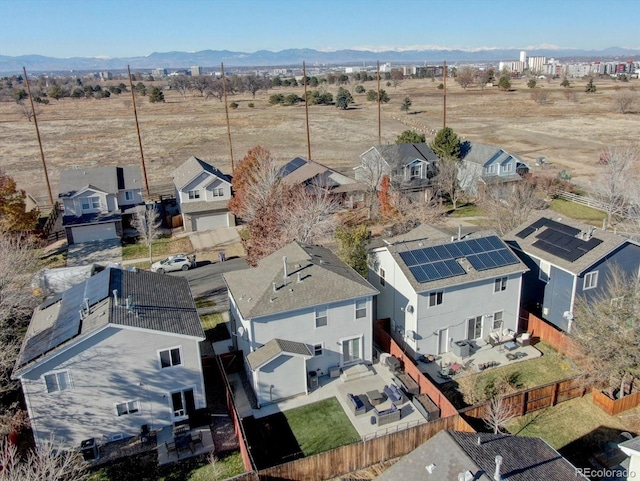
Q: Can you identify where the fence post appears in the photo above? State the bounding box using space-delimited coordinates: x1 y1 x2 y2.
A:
521 391 528 416
551 382 559 406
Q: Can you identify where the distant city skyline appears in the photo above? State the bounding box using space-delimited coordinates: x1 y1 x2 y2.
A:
1 0 639 59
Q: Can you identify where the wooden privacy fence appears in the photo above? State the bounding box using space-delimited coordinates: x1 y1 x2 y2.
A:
257 414 473 481
592 388 640 415
520 309 581 357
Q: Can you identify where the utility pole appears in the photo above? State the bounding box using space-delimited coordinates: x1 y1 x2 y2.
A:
127 65 150 198
303 61 311 160
23 67 53 205
377 61 381 144
221 62 234 172
443 61 447 129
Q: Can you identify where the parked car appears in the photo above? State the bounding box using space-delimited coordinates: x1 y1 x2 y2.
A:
151 254 193 274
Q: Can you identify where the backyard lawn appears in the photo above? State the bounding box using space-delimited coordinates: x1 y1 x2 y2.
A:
121 236 193 262
549 198 607 223
284 397 360 456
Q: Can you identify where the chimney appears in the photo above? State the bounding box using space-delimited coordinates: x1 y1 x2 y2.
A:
283 256 288 280
112 289 119 306
494 455 503 481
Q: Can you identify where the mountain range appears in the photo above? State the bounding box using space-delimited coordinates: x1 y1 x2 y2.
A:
2 47 639 74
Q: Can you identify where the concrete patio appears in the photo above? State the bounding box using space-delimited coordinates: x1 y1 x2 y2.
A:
417 342 542 384
156 425 215 466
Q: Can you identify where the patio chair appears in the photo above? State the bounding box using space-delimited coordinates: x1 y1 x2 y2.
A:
165 441 177 454
191 430 203 447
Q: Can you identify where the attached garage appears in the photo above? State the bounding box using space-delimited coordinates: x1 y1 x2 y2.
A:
71 223 118 243
191 212 231 231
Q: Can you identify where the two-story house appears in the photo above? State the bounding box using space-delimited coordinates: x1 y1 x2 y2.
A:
503 214 640 332
59 166 144 244
354 143 439 194
223 241 378 408
171 156 235 232
457 142 530 196
369 225 528 359
12 268 206 449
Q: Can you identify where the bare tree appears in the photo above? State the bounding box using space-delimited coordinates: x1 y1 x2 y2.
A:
280 185 339 245
191 76 212 97
131 205 162 266
563 90 578 103
594 145 638 228
206 453 226 481
168 75 190 100
0 436 88 481
479 181 545 235
572 268 640 398
530 89 551 105
434 158 465 210
391 188 445 226
17 101 38 122
455 66 475 90
356 149 388 218
483 396 517 434
613 91 636 114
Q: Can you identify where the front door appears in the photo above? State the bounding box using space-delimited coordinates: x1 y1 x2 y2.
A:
438 329 448 354
171 388 195 422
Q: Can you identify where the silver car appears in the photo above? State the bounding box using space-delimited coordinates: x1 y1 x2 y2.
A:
151 254 192 274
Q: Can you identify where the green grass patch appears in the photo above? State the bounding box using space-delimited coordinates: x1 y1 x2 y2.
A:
200 312 224 330
121 237 193 261
184 451 245 481
284 397 359 456
448 203 484 218
37 250 67 269
200 312 229 342
195 298 216 309
549 198 606 222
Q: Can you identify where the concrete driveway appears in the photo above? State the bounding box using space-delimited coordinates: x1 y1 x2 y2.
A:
188 226 241 251
66 239 123 267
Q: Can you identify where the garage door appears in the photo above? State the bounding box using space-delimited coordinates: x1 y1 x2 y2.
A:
72 223 117 243
193 213 229 231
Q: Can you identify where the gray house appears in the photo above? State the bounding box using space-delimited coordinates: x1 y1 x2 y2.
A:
12 268 206 449
171 156 235 232
59 166 144 244
369 225 528 359
374 430 587 480
457 142 530 196
504 214 640 332
223 241 378 408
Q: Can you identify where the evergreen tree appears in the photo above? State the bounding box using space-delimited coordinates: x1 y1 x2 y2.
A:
430 127 461 159
400 97 412 112
396 130 426 144
585 77 597 93
148 86 165 103
335 87 353 110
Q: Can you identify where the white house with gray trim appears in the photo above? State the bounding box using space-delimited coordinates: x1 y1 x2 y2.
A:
369 225 528 359
171 156 235 232
58 166 144 244
12 268 206 449
223 242 378 407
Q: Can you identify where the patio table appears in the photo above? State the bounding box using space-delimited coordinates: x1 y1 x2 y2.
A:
504 341 518 351
366 389 385 406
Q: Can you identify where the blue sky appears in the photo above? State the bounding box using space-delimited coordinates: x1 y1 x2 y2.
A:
1 0 639 58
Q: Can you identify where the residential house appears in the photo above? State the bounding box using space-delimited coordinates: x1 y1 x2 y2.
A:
278 157 365 207
12 268 206 449
171 156 235 232
369 225 528 359
223 241 378 407
374 430 587 480
354 143 439 194
58 166 144 244
457 142 530 196
503 214 640 331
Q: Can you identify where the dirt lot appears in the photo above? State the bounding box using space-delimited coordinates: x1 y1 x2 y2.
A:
1 76 638 205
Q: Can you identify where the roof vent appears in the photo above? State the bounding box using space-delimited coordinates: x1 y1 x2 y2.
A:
458 472 474 481
297 272 302 283
426 463 436 474
273 282 277 293
477 435 482 445
112 289 119 306
494 455 503 481
283 256 288 280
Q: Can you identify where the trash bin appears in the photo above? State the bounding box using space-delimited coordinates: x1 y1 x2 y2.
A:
308 371 318 389
80 438 98 460
218 251 226 262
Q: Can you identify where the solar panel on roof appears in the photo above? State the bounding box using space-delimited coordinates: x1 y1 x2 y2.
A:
399 251 419 267
280 157 306 176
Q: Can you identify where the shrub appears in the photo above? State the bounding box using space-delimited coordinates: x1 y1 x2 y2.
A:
229 101 239 109
248 102 254 108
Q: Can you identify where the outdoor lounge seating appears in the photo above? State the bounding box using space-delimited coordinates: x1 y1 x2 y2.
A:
486 328 515 347
383 384 406 406
374 404 401 426
516 332 532 347
347 393 366 416
191 430 203 446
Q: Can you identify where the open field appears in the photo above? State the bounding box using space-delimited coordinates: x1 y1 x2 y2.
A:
1 76 638 205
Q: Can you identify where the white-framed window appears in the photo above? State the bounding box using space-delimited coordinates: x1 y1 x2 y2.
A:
116 399 140 416
170 387 194 419
379 268 385 287
429 291 443 307
313 343 323 356
583 271 598 290
212 187 224 197
44 371 71 394
493 311 503 330
124 190 134 201
539 260 551 283
188 190 200 200
355 299 367 319
467 315 483 340
159 347 182 369
485 164 497 175
410 163 421 179
503 162 514 173
494 277 507 292
315 306 327 328
81 196 100 211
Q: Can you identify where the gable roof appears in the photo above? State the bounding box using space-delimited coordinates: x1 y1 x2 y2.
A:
223 241 378 319
246 338 313 370
374 431 586 480
13 268 204 377
171 156 231 191
279 157 362 191
365 143 439 168
503 213 634 275
377 230 528 293
461 142 523 167
59 166 142 198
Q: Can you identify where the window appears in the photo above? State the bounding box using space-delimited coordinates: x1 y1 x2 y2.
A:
159 347 182 368
503 162 514 173
410 164 421 179
212 187 224 197
467 315 483 340
379 268 385 287
429 291 443 307
355 299 367 319
315 307 327 328
81 196 100 211
494 277 507 292
485 164 497 175
44 371 71 393
124 190 134 201
313 343 323 356
583 271 598 290
171 388 194 419
539 260 551 283
493 311 503 330
116 400 140 416
188 190 200 200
